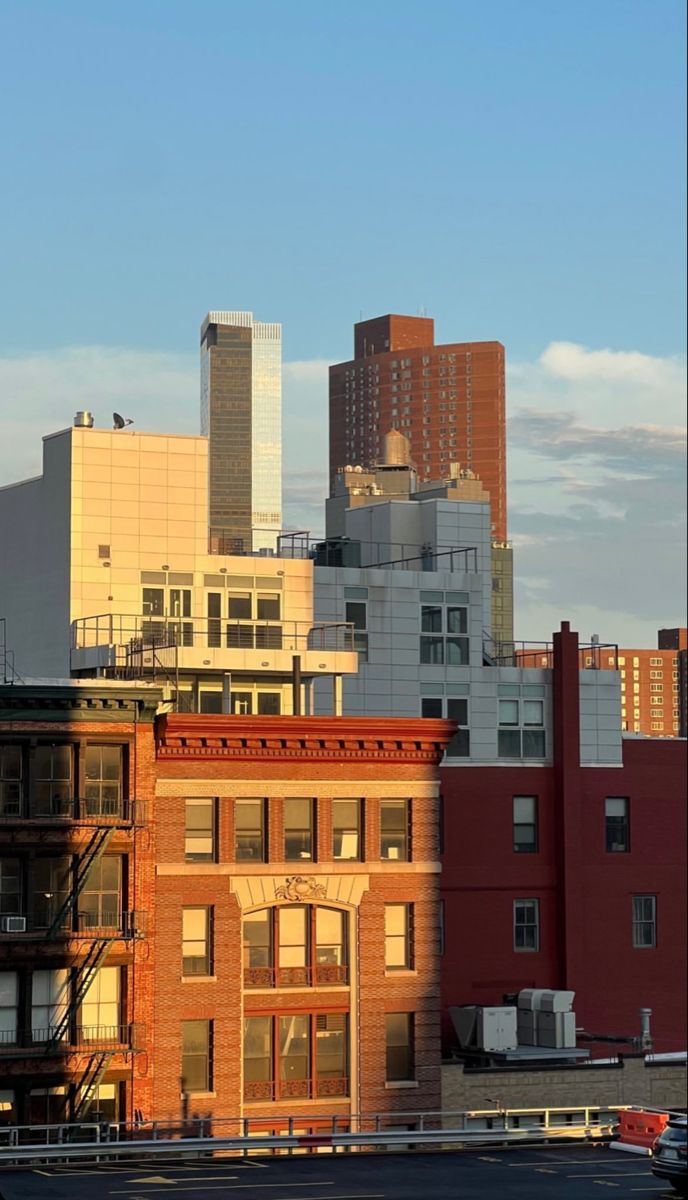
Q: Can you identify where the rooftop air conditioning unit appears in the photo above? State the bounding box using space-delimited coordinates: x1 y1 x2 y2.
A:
0 916 27 933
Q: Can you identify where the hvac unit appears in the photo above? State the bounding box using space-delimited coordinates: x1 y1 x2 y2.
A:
516 1009 539 1046
537 1010 577 1048
539 989 575 1013
0 916 27 933
476 1006 518 1052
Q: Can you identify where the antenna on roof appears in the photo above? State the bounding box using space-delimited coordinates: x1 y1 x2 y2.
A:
113 412 134 430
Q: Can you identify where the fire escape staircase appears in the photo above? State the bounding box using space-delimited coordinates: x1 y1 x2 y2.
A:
46 827 116 940
73 1049 116 1122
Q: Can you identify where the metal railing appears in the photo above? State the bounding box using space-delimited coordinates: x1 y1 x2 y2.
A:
244 964 349 989
484 639 619 669
0 796 142 824
0 1022 142 1054
244 1077 349 1102
0 909 145 940
0 1110 622 1163
71 615 357 655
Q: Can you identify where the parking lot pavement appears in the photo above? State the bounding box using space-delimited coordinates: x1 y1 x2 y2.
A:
0 1146 674 1200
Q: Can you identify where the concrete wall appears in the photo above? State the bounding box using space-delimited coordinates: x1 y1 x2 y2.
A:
442 1056 688 1113
0 430 72 677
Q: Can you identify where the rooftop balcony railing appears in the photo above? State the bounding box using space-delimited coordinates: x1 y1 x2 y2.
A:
71 615 356 656
207 527 480 573
484 639 619 670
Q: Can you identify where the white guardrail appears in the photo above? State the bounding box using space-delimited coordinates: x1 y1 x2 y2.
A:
0 1120 618 1165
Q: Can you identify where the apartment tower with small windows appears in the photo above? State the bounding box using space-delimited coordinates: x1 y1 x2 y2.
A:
201 311 282 554
329 315 507 542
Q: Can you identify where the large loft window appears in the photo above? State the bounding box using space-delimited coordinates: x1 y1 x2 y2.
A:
243 905 348 989
420 591 469 666
84 746 122 816
498 686 546 759
33 746 72 817
243 1012 348 1102
80 857 121 930
81 967 120 1041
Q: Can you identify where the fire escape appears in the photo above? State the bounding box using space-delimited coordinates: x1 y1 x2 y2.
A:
0 796 145 1121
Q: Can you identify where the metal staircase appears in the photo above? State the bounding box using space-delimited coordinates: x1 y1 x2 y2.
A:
44 939 113 1053
46 827 115 939
73 1050 116 1121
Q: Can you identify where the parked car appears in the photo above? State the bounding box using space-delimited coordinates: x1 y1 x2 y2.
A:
652 1116 687 1195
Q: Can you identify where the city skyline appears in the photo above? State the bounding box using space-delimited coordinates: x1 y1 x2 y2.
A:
0 1 685 646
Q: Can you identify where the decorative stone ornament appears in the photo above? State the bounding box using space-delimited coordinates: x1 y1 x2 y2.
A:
274 875 327 901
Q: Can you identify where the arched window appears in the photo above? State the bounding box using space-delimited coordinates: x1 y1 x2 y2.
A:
243 905 348 989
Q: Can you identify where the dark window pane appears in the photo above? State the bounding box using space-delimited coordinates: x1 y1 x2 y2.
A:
345 601 367 630
257 594 280 621
380 801 408 861
447 606 468 634
235 799 265 861
421 698 443 718
284 799 313 861
522 730 546 758
498 729 522 757
332 800 360 860
181 1020 211 1093
421 606 442 633
420 637 444 664
447 698 468 724
228 593 252 619
385 1013 413 1081
446 637 469 665
257 693 281 715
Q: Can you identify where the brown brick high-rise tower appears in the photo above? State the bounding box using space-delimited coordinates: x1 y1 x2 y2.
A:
329 314 507 542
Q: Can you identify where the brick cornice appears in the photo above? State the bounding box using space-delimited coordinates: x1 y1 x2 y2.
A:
155 714 455 764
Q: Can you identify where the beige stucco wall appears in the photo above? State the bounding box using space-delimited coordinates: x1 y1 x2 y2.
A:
441 1057 687 1114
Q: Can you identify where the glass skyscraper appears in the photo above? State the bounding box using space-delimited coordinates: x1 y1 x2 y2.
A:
201 311 282 553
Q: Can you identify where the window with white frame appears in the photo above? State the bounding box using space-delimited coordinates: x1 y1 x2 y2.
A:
513 796 538 852
0 972 18 1046
31 969 69 1041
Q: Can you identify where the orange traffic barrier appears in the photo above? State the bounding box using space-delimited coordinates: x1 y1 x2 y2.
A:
616 1108 669 1152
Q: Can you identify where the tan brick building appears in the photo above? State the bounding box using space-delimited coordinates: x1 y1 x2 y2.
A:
152 714 452 1129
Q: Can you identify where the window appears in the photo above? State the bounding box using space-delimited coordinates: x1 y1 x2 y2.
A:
513 797 538 853
514 899 539 951
31 969 69 1042
344 587 368 661
182 1019 212 1093
0 973 18 1046
84 746 122 816
0 746 22 817
235 799 266 862
633 896 656 948
243 1015 272 1098
385 904 413 970
257 692 281 715
257 592 280 621
380 800 409 861
80 856 121 929
283 798 314 861
498 689 546 758
420 594 469 666
81 967 120 1039
605 797 630 852
332 799 362 861
243 1013 349 1101
33 745 72 816
31 857 69 929
185 799 216 862
385 1013 414 1081
243 906 348 988
447 697 470 756
0 858 21 916
182 907 212 976
421 698 443 718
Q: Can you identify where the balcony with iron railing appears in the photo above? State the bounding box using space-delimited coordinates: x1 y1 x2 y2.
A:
244 964 349 989
0 1022 143 1056
0 910 146 941
244 1076 349 1102
70 614 359 680
0 795 144 826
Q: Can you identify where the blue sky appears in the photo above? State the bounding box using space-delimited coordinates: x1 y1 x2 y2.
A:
0 0 685 643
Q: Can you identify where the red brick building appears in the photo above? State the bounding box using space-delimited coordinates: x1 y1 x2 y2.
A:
329 315 507 541
152 715 452 1129
440 624 688 1055
0 683 158 1127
